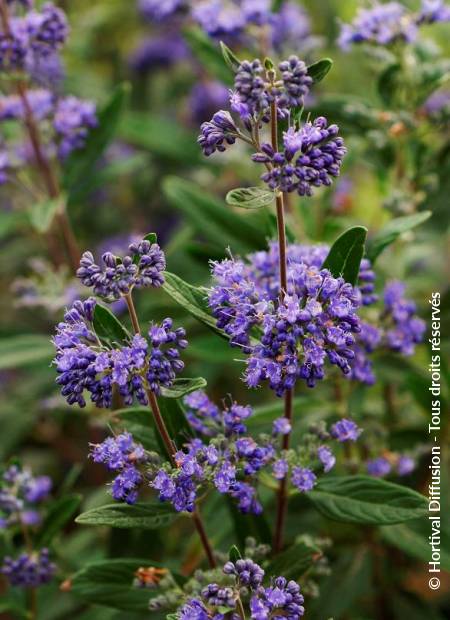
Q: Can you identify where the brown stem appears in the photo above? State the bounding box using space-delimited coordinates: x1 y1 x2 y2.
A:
192 510 217 570
0 0 80 271
124 292 141 334
124 292 216 568
273 388 293 553
269 96 294 553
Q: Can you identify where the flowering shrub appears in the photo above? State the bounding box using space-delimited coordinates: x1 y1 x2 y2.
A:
0 1 448 619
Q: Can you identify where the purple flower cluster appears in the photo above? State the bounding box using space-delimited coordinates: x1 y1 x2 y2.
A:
90 432 147 503
77 238 166 301
339 0 450 50
176 558 305 620
138 0 185 22
208 241 425 389
209 250 361 394
53 298 187 407
0 2 68 72
192 0 271 39
418 0 450 24
367 454 415 477
151 424 271 514
231 55 311 120
330 418 362 442
53 96 97 159
253 119 346 196
0 89 97 161
382 281 426 355
0 464 51 529
129 33 188 73
1 548 56 588
198 110 237 156
250 577 305 619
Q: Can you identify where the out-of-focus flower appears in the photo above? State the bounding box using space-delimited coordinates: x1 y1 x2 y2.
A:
0 464 51 529
1 549 56 587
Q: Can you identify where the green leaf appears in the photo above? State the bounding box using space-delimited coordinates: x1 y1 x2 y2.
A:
307 476 428 525
220 41 241 72
266 541 322 580
0 335 53 369
377 63 401 106
307 58 333 83
308 549 372 618
228 545 242 563
36 494 81 547
162 271 226 338
64 83 129 194
70 558 166 611
366 211 432 263
160 377 207 399
0 210 26 240
183 27 233 84
119 112 200 163
113 408 158 451
226 498 272 548
380 519 450 571
226 187 275 210
321 226 368 285
162 176 264 253
157 397 195 456
76 502 177 530
28 196 65 233
93 303 130 346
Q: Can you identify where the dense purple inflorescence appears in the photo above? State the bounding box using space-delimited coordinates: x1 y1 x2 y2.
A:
1 549 56 587
253 118 346 196
209 244 361 394
90 432 148 503
339 0 450 50
208 241 425 390
176 558 305 620
53 297 187 407
77 238 166 301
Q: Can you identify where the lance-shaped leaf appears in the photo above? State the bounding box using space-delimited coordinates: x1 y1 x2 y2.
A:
75 501 177 530
113 407 159 451
226 187 275 210
162 271 226 338
156 397 195 457
307 58 333 83
93 304 130 346
183 27 233 84
366 211 432 263
220 41 241 72
64 83 130 196
321 226 368 285
160 377 207 399
29 195 65 233
307 476 428 525
266 541 322 580
228 545 242 563
0 335 53 369
380 519 450 571
36 494 81 547
70 558 169 611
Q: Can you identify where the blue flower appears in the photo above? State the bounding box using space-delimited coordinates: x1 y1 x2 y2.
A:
330 419 362 442
291 466 316 492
